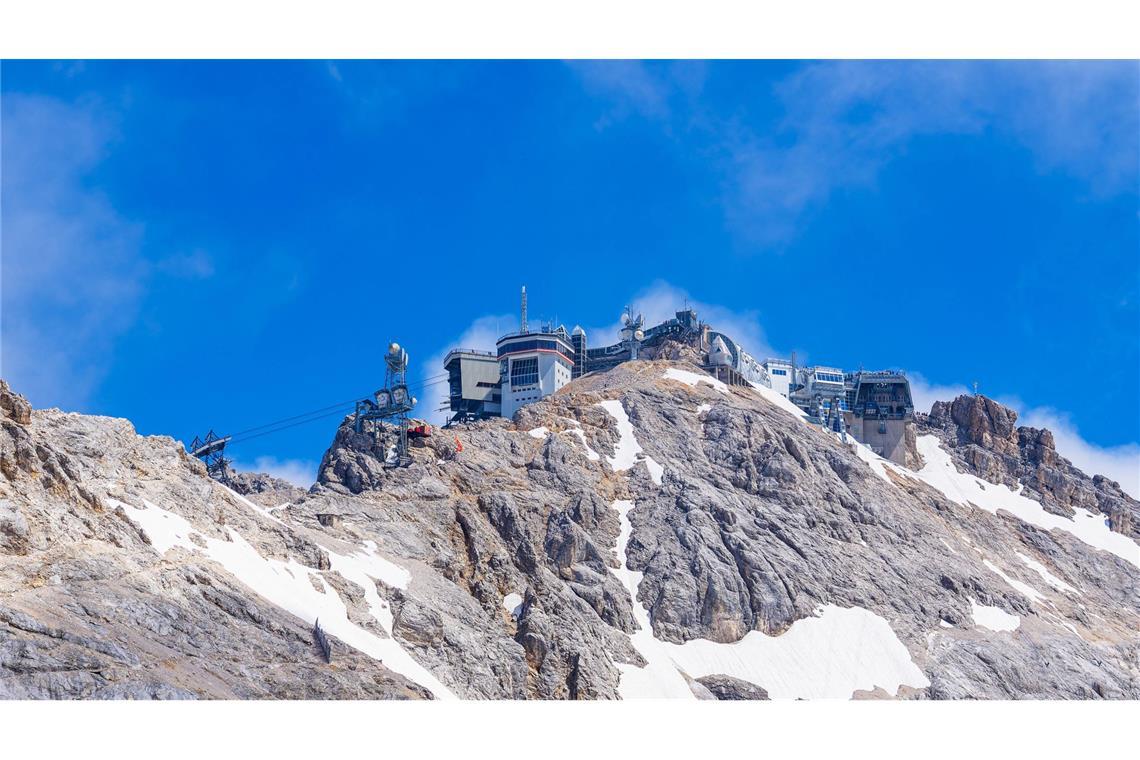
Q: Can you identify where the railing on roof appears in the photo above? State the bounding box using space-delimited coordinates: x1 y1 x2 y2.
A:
444 348 497 362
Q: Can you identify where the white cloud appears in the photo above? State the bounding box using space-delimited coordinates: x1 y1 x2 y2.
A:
0 93 215 412
726 61 1138 242
566 61 708 130
567 61 672 124
1017 408 1140 500
1 94 145 409
568 61 1138 243
232 455 317 489
906 372 972 416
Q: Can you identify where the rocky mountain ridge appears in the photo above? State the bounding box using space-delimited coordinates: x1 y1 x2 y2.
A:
2 364 1137 699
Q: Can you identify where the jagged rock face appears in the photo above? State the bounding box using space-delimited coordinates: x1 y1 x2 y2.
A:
697 674 769 700
3 366 1138 700
919 395 1139 540
0 384 430 699
224 468 309 508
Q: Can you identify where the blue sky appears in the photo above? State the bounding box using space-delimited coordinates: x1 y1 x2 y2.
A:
2 60 1137 492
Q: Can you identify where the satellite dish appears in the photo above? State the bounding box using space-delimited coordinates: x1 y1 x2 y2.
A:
634 329 644 341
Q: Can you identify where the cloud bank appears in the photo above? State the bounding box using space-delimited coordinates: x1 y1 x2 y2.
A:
569 61 1138 244
1 94 145 409
1 93 217 412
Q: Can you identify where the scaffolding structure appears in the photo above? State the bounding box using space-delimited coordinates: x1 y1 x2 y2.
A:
188 430 232 481
354 342 416 467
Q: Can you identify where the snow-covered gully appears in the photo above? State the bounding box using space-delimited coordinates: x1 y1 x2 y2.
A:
598 395 930 699
853 433 1139 569
112 495 456 699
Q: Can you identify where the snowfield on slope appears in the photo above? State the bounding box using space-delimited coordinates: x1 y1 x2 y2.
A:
606 496 930 699
599 394 929 699
662 368 728 394
970 600 1020 632
910 435 1140 569
842 432 1139 570
112 495 456 699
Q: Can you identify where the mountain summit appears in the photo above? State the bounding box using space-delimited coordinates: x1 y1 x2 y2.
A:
1 361 1137 699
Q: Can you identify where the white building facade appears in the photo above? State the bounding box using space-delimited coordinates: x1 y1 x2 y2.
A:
764 359 795 397
496 329 576 419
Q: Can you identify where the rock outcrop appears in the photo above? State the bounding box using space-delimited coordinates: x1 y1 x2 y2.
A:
918 394 1139 540
2 365 1138 700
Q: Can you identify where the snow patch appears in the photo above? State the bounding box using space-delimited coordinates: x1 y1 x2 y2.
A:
606 500 928 699
643 457 664 486
981 559 1046 603
1015 552 1079 595
597 400 642 472
607 499 697 699
747 380 811 423
663 368 728 394
113 497 455 699
908 436 1140 569
851 439 896 485
664 604 931 699
527 427 549 439
939 619 954 628
567 428 601 461
696 403 712 414
970 599 1020 632
597 399 665 485
502 592 523 618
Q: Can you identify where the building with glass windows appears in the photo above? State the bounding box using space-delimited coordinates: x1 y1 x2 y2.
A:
440 289 913 464
495 327 576 420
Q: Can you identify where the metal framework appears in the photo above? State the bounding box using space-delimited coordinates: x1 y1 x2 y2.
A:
354 342 416 467
189 430 232 481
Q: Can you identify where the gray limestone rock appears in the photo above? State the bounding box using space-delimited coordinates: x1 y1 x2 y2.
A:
1 362 1137 700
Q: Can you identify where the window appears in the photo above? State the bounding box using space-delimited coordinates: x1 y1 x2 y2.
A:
771 368 787 376
511 357 539 387
815 372 843 384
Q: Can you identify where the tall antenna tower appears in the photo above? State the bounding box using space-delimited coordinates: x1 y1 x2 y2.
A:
520 285 528 334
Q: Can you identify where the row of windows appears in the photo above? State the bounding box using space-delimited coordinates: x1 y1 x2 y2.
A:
815 372 844 384
770 368 788 376
510 357 539 387
497 339 574 358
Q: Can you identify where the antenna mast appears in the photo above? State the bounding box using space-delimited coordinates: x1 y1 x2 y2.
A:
521 285 528 334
